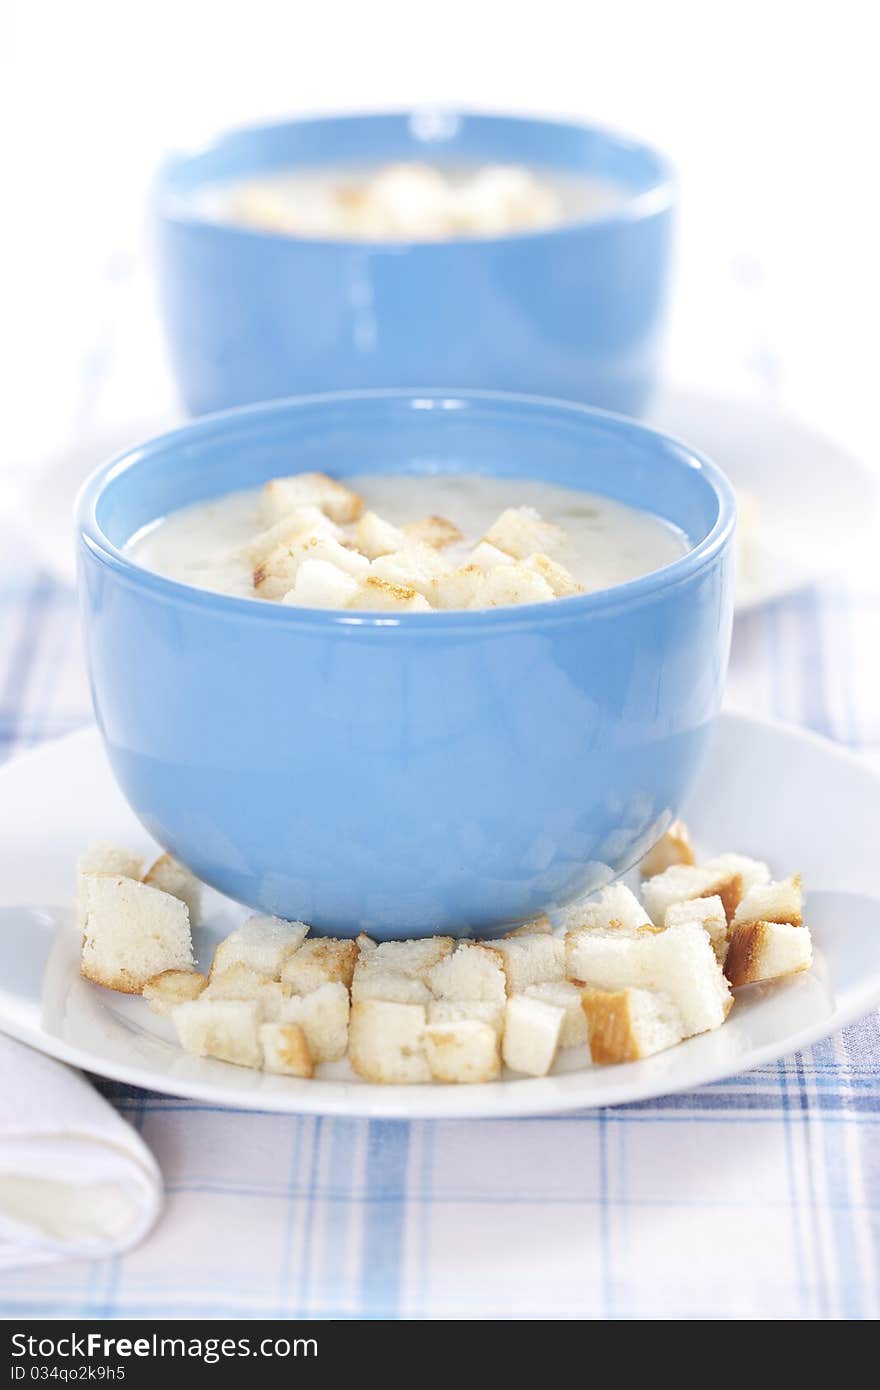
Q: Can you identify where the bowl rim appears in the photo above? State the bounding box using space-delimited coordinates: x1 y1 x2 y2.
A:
76 387 737 632
154 106 676 251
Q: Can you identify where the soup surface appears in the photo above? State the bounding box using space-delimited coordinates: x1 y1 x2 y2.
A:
129 472 689 612
182 161 625 240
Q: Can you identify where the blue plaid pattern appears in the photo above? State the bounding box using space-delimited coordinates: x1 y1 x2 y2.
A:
0 525 877 1320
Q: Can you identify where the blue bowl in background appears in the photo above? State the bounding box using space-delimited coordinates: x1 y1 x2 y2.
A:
77 390 734 939
155 111 674 419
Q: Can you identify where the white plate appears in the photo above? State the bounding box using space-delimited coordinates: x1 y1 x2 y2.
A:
1 713 878 1118
19 390 878 611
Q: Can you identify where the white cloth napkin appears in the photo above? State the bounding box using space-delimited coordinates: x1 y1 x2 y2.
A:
0 1035 162 1268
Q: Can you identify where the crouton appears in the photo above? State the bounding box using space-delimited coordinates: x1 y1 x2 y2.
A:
523 981 589 1048
255 530 368 600
503 914 553 938
570 883 652 933
581 987 684 1063
489 934 565 991
474 562 554 609
81 875 193 993
725 920 813 987
260 472 364 525
283 558 360 609
353 510 406 559
142 969 207 1016
638 922 732 1036
470 541 515 573
260 1022 314 1078
348 1000 430 1083
641 863 745 926
279 982 350 1062
424 1020 501 1083
665 895 728 962
143 853 202 926
483 507 567 561
210 916 308 980
521 553 584 598
202 963 288 1019
173 998 261 1067
501 994 564 1076
404 515 463 550
701 853 771 898
237 507 343 566
370 937 455 978
565 927 646 991
427 998 505 1037
350 963 432 1005
730 874 803 929
356 932 377 954
426 942 507 1004
370 540 452 598
639 819 695 877
280 936 358 993
76 843 144 930
346 576 432 612
428 564 487 611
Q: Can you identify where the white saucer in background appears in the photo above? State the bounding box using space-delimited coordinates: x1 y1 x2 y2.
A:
0 711 878 1119
18 389 879 610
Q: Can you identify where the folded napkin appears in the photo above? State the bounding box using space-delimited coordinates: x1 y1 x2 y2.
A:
0 1035 162 1268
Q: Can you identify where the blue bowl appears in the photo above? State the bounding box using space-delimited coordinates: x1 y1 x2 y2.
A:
76 390 735 939
155 111 674 419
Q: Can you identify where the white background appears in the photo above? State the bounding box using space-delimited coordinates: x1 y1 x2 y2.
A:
3 0 878 482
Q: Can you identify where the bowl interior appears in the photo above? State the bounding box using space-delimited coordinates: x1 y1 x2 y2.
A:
159 110 671 213
88 393 725 566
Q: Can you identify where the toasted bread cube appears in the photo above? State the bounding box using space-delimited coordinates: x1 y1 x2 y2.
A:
77 843 144 930
173 998 261 1067
81 875 193 994
665 895 728 962
348 1000 430 1083
489 935 565 991
428 564 487 611
283 558 360 609
638 922 732 1036
427 998 505 1037
236 507 343 567
370 937 455 978
725 920 813 987
350 962 431 1005
731 874 803 929
210 916 308 980
522 553 584 598
260 472 364 525
279 982 350 1062
701 853 771 898
280 936 358 993
354 510 406 559
260 1022 314 1077
143 853 202 926
370 540 452 598
523 981 589 1048
426 942 508 1004
639 819 695 877
346 576 432 612
470 541 515 574
502 995 564 1076
424 1020 501 1083
142 968 207 1015
565 927 646 991
356 932 377 954
483 507 567 561
642 863 746 926
504 914 553 938
203 963 288 1019
255 530 368 600
581 987 684 1063
474 562 554 609
571 883 652 933
404 515 463 550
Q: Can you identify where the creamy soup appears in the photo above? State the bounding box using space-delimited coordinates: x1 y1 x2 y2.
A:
183 162 625 240
129 473 689 613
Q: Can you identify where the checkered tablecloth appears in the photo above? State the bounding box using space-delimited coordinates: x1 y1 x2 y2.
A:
0 513 877 1321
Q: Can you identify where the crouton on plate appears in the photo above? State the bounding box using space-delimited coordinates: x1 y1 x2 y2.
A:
81 875 193 993
349 1000 430 1084
581 987 684 1063
424 1020 501 1084
260 1022 314 1078
143 853 202 926
502 994 565 1076
725 920 813 987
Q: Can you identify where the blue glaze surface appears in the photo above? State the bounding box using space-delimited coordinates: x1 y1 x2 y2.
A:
155 111 674 418
76 391 735 938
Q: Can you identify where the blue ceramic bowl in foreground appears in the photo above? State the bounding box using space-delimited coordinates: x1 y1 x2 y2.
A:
155 110 674 418
77 391 735 939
